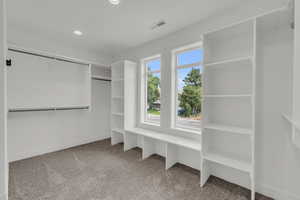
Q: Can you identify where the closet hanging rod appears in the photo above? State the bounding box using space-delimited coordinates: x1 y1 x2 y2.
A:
91 77 111 82
7 44 109 67
8 106 90 113
8 48 90 66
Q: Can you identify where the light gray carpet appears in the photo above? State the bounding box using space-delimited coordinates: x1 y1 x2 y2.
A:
9 139 272 200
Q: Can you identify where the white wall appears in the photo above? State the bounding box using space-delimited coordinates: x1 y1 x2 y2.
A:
0 0 8 199
7 27 113 67
256 10 296 199
8 78 111 162
6 11 112 162
293 0 300 148
114 1 300 199
285 1 300 199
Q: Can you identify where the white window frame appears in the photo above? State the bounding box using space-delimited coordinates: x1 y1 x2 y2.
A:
172 42 203 131
140 55 161 126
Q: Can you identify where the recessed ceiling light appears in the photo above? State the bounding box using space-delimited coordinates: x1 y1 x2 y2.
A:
73 30 83 36
109 0 120 5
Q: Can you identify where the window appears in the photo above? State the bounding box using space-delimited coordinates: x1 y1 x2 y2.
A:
142 56 161 124
173 45 203 130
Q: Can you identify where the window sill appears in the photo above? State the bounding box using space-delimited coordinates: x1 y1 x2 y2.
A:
138 121 161 132
141 121 160 127
137 122 202 138
171 127 202 136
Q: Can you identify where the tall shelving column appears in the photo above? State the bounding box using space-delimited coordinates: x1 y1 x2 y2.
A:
200 20 256 200
251 19 257 200
111 61 137 146
111 61 125 145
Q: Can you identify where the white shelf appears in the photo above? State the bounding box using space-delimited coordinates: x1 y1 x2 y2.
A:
204 56 253 67
112 96 123 99
204 152 252 173
112 128 125 135
204 123 252 135
204 20 254 65
203 94 252 98
126 128 201 152
112 112 124 117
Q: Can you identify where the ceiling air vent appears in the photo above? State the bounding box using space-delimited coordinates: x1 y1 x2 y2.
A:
151 20 166 30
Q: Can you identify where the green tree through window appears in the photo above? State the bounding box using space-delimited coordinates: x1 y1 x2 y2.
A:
178 68 202 117
147 69 160 111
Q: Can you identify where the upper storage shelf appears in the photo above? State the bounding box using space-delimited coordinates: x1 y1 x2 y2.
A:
204 21 254 64
203 58 253 96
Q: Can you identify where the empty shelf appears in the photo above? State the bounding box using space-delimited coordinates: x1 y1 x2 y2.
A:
204 152 252 173
204 124 252 135
112 96 123 99
126 128 201 151
112 128 125 134
112 112 124 116
204 56 253 67
203 94 252 98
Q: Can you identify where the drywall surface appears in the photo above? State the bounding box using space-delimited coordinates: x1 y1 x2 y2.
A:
115 1 299 199
7 28 113 66
0 0 8 199
256 11 297 200
8 79 111 162
293 0 300 148
115 0 288 62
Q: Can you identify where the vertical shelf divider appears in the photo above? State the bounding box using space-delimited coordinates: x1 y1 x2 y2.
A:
165 143 178 170
250 19 257 200
142 136 156 160
124 132 138 151
200 159 210 187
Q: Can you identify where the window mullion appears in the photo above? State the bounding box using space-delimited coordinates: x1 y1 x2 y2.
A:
175 61 203 70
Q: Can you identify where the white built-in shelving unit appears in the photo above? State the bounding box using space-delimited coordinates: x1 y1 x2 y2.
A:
201 20 256 200
124 128 201 169
109 7 291 200
110 60 202 170
111 60 137 145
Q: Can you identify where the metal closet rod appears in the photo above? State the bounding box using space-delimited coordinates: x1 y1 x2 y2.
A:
8 48 90 66
8 106 90 113
91 77 111 82
7 45 111 68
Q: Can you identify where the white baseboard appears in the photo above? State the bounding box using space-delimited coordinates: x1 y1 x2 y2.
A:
256 183 300 200
9 135 110 162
